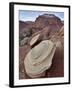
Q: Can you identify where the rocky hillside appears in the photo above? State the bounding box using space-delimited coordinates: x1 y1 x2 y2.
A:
19 14 64 79
19 21 28 30
35 14 63 30
19 14 63 38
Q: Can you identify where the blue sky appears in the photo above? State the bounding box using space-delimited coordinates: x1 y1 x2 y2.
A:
19 10 64 21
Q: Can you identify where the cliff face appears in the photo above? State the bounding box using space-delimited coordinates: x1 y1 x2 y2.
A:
19 14 64 79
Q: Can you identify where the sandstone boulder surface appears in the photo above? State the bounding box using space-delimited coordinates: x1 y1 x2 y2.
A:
24 40 56 78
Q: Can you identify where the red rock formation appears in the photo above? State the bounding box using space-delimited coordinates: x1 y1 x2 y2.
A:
19 14 64 79
35 14 63 31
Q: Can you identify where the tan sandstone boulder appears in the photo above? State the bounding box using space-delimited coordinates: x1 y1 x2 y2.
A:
24 40 56 78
